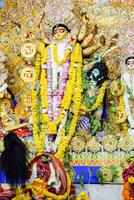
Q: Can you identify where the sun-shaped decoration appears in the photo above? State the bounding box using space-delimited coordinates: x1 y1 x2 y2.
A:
119 136 134 151
102 135 118 152
87 138 102 153
71 136 85 152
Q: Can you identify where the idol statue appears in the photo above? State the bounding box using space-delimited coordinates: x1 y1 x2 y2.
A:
121 56 134 136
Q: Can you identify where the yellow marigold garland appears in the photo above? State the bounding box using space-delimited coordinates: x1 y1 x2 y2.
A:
40 43 48 109
119 96 128 134
12 189 31 200
27 42 84 200
32 52 47 154
80 104 88 113
56 44 82 160
27 172 71 200
80 80 108 113
40 43 80 135
32 53 42 153
53 43 71 66
90 80 108 111
33 43 82 154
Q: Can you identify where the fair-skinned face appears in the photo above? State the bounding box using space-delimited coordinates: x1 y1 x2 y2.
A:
54 26 68 41
126 58 134 70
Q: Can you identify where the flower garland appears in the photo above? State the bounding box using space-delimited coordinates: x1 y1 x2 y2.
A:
31 43 82 200
53 43 71 66
40 43 80 135
13 172 71 200
90 80 108 111
80 104 88 113
76 191 89 200
46 47 70 122
12 189 31 200
80 80 108 113
55 44 82 160
118 96 128 134
27 172 71 200
32 53 43 153
33 42 82 155
32 52 47 154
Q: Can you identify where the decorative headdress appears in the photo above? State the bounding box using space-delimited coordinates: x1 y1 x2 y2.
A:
41 0 80 36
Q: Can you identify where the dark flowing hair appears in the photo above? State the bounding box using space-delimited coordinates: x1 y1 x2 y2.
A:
0 132 29 188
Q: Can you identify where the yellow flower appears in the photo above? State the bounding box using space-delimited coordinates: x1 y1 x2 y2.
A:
90 81 108 111
76 191 90 200
12 189 31 200
128 176 134 184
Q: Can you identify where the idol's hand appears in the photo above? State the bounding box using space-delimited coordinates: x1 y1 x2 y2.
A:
42 108 47 114
70 35 77 46
43 36 50 45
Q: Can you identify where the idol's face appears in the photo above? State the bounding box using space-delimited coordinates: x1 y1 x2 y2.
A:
91 68 100 78
89 68 100 85
53 26 68 41
126 58 134 70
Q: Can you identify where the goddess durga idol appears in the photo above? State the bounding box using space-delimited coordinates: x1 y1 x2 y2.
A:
32 13 83 155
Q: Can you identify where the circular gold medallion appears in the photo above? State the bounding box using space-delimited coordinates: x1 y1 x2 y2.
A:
71 136 85 152
116 106 127 123
22 92 33 107
20 67 36 82
21 43 36 58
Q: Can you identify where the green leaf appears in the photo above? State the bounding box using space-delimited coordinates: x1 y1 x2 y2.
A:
110 105 117 113
109 165 116 177
97 169 103 184
91 118 101 133
81 172 85 182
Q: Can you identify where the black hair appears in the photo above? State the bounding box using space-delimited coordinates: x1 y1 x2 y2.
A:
125 56 134 65
52 23 70 34
87 61 109 87
0 132 29 188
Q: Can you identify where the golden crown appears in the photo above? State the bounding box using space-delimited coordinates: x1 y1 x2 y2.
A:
41 0 80 36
